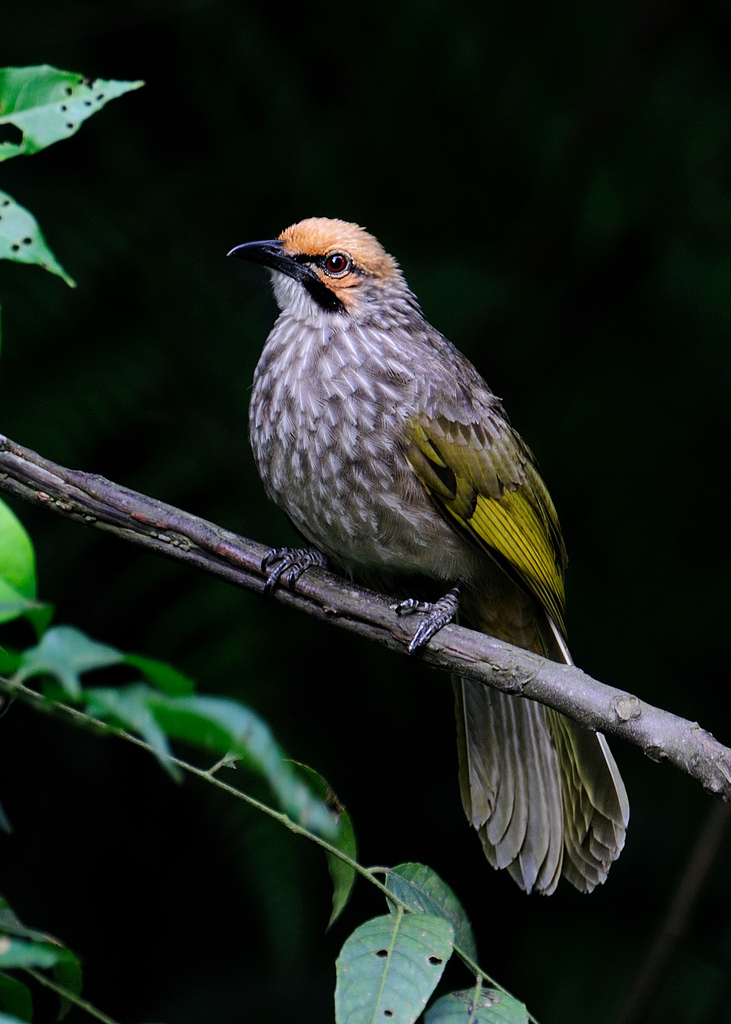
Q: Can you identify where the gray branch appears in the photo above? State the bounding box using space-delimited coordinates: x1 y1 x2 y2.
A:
1 432 729 800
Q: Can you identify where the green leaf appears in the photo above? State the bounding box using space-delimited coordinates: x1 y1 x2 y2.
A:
386 864 478 965
15 625 123 699
84 683 178 779
0 579 53 635
52 948 83 1021
0 579 31 625
0 1011 33 1024
335 911 454 1024
293 763 358 926
82 685 339 839
0 189 75 286
148 691 339 838
424 988 528 1024
0 899 56 944
0 648 21 675
0 65 144 161
0 973 33 1022
0 898 81 1020
124 653 195 696
0 938 59 971
0 499 36 599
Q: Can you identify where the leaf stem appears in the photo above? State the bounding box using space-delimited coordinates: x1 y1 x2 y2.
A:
0 674 535 1019
24 968 121 1024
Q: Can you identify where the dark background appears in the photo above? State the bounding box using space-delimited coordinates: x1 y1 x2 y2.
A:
1 1 731 1021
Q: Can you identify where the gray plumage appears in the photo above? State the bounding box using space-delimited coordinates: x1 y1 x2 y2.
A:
233 217 629 894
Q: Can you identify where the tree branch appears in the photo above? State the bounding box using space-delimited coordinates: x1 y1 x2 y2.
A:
1 432 730 800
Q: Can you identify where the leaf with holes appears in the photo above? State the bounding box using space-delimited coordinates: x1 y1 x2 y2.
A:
386 863 478 965
0 65 143 161
424 988 528 1024
335 910 453 1024
0 189 74 286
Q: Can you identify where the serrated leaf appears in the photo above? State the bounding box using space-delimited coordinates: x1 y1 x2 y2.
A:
424 988 528 1024
15 625 123 699
0 499 36 599
0 938 60 970
0 974 32 1022
335 911 454 1024
124 653 195 696
0 65 143 161
386 864 478 965
0 190 75 286
293 763 358 927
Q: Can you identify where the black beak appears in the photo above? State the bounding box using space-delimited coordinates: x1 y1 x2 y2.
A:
228 239 295 275
227 239 345 313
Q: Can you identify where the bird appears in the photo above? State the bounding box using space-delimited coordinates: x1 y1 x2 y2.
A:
228 217 629 894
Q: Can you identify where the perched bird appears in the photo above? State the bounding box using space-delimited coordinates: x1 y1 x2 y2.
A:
229 217 629 894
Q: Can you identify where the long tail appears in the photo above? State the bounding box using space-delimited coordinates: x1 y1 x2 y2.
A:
455 597 629 894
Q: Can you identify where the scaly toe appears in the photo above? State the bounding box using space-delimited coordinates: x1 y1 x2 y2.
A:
261 546 327 594
405 585 461 653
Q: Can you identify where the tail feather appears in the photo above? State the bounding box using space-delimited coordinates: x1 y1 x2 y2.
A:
455 680 564 894
548 712 629 891
455 599 628 894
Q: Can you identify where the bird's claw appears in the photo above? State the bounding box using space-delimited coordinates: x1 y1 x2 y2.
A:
261 546 327 595
393 584 462 653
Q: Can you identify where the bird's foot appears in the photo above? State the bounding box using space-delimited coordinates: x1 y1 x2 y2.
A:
261 546 328 595
394 584 461 653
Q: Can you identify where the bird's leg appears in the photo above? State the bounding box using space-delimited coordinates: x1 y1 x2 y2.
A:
394 581 462 654
261 546 328 595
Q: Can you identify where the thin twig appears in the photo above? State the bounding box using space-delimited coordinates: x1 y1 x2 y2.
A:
2 433 731 800
615 800 731 1024
0 675 524 1013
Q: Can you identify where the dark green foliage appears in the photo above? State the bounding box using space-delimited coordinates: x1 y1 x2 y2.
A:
1 5 731 1021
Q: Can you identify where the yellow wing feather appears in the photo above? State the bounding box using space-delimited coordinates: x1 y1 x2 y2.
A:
406 415 567 637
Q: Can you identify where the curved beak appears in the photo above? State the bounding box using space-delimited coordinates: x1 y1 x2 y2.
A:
227 238 318 285
228 239 292 275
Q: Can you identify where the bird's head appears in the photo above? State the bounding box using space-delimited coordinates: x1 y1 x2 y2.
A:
228 217 415 324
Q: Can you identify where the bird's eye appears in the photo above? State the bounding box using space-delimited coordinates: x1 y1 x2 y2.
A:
323 252 351 276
